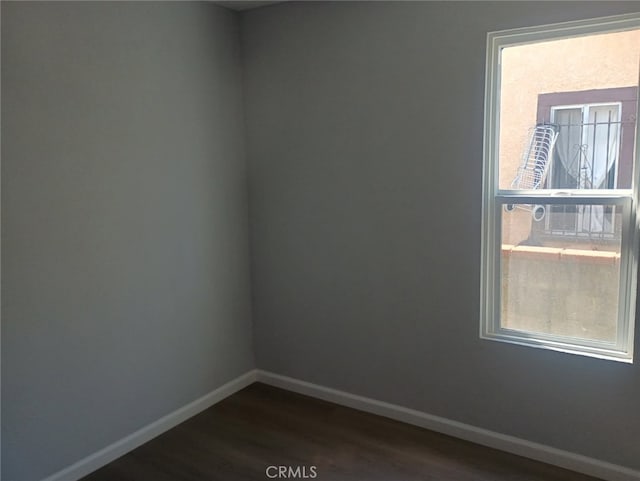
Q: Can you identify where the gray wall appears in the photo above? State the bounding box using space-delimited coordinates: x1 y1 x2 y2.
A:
242 1 640 470
1 2 253 480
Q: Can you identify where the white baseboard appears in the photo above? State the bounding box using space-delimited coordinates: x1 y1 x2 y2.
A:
256 369 640 481
40 368 640 481
42 369 258 481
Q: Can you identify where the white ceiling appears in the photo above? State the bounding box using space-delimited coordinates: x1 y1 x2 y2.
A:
214 1 285 11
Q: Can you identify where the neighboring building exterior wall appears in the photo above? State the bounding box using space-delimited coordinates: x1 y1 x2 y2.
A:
502 244 620 341
499 29 640 245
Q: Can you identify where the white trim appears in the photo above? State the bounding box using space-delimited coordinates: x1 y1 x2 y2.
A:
256 370 640 481
41 370 258 481
487 12 640 48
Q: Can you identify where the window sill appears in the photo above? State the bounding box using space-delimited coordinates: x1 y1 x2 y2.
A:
480 331 633 363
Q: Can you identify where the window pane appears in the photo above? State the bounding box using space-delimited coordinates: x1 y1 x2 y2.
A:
584 105 620 189
550 105 621 190
498 30 640 190
501 203 622 343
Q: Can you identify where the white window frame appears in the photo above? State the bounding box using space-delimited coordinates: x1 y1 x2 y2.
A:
480 13 640 363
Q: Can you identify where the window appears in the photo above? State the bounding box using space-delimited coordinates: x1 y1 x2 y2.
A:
532 88 638 244
481 14 640 362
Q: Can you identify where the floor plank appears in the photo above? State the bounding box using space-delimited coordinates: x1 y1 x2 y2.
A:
81 383 603 481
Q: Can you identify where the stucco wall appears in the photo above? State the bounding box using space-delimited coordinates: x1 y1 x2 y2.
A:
502 246 620 341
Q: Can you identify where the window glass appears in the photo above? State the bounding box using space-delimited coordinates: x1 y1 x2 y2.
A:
482 16 640 361
501 203 622 344
497 30 640 191
550 105 620 190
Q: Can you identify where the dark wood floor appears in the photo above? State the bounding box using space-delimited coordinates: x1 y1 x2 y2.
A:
82 383 602 481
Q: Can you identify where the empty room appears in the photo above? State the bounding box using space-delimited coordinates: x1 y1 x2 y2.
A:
2 1 640 480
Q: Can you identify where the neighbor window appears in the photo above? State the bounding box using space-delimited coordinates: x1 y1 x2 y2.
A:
532 87 637 243
481 14 640 362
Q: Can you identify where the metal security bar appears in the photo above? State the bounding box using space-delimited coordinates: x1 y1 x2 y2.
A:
543 112 627 240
